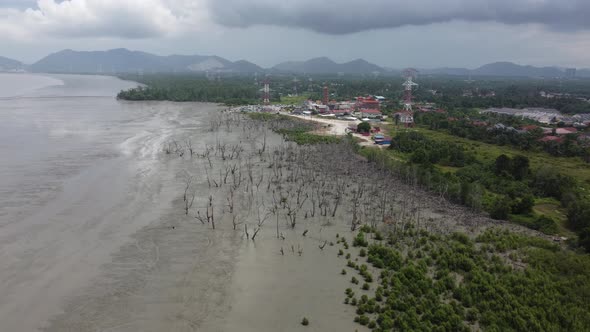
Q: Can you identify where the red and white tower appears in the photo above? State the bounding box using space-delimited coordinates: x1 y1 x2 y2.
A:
292 77 299 96
402 68 418 112
322 84 329 106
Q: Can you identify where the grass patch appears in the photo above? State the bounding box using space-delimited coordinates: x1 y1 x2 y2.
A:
276 129 341 145
247 112 341 145
391 126 590 192
276 94 310 105
533 198 571 235
437 165 461 174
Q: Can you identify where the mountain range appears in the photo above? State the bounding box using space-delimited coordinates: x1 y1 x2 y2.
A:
272 57 384 74
1 48 589 78
27 48 263 74
0 56 23 71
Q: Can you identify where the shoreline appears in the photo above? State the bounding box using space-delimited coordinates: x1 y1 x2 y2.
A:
30 102 559 331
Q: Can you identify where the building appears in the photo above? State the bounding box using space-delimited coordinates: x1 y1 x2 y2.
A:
356 96 380 110
359 109 382 119
555 127 578 135
520 125 539 132
394 111 414 127
472 120 488 127
539 136 564 143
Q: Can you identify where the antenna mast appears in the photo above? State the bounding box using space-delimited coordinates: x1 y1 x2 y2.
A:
402 68 418 112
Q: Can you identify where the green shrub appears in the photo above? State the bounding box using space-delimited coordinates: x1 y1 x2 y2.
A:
357 122 371 134
490 197 511 220
301 317 309 326
374 231 384 241
358 315 370 326
353 232 369 247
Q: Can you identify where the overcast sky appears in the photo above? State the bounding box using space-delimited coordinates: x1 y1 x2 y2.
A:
1 0 590 68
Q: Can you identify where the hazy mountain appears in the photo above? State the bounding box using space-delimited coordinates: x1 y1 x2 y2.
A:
224 60 263 73
417 62 579 78
273 57 384 74
420 67 471 76
341 59 384 74
273 57 338 73
472 62 565 78
30 48 256 74
0 56 23 71
22 49 589 78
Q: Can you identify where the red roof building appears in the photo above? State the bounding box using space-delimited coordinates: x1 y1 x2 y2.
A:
520 125 539 132
539 136 564 143
472 120 488 127
360 109 382 114
356 96 380 110
555 127 578 135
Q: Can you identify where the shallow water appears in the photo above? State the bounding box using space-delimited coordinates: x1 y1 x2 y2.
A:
0 73 368 332
0 73 223 331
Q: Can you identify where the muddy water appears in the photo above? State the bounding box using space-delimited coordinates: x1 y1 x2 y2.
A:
1 74 364 332
0 74 233 331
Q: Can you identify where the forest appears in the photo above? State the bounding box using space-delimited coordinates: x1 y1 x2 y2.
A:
117 73 590 115
414 110 590 161
116 74 262 105
379 130 590 251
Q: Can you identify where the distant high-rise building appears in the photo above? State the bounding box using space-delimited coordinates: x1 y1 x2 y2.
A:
565 68 576 78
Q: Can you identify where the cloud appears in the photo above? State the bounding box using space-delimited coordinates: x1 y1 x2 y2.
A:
208 0 590 34
0 0 193 40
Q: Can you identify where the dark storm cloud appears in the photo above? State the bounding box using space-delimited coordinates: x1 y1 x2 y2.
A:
208 0 590 34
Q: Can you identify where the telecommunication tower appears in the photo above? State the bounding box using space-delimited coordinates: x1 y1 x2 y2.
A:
262 77 270 105
402 68 419 111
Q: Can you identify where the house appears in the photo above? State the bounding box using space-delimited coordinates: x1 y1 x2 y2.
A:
315 104 329 113
493 123 506 130
555 127 578 135
394 111 414 127
520 125 539 132
356 96 380 110
359 109 382 119
539 136 564 143
472 120 488 127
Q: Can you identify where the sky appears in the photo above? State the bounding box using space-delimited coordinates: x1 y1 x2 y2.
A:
1 0 590 69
